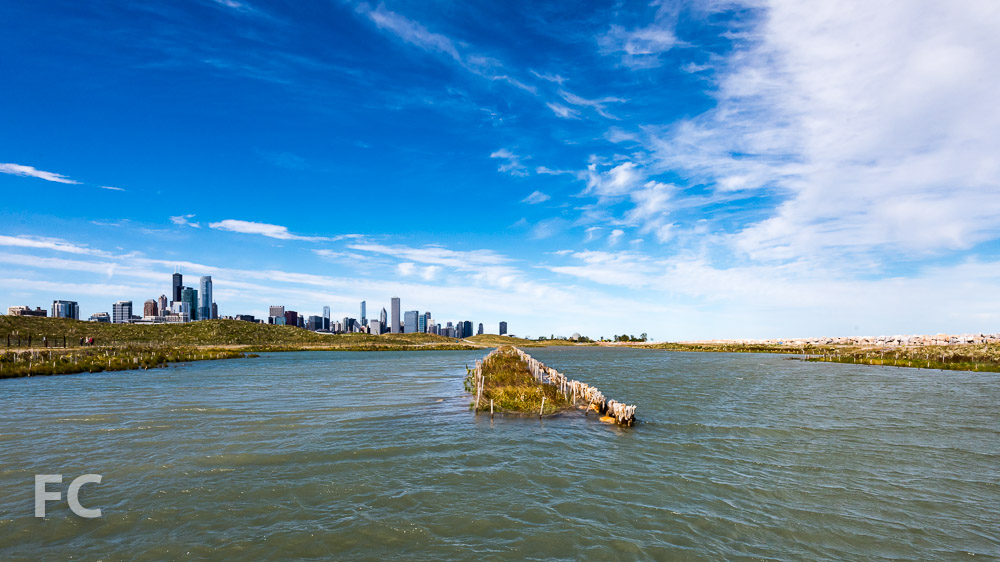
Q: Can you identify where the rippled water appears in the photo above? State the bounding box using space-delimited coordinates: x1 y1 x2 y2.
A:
1 348 997 559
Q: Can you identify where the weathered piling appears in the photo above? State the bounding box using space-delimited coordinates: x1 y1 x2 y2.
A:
469 346 637 426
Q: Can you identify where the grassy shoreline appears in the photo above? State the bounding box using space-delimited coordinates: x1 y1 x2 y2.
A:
616 341 1000 372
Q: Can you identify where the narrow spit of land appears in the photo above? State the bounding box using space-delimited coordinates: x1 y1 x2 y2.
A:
613 340 1000 373
466 346 637 425
0 316 593 379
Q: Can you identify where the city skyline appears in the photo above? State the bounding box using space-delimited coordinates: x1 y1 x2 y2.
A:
2 2 999 338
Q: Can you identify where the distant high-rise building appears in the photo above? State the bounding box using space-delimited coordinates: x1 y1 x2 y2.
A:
404 310 418 333
284 310 298 327
181 287 198 320
429 324 439 335
462 321 473 338
424 312 432 332
51 300 79 320
198 276 213 320
418 313 427 333
322 306 331 331
379 308 387 333
89 312 111 323
212 302 218 319
112 301 132 324
143 299 158 317
235 314 255 322
269 315 285 326
369 319 381 334
7 306 47 317
360 301 366 325
270 305 285 318
390 297 400 334
306 315 323 331
499 321 507 336
477 323 484 335
158 294 169 315
172 272 183 302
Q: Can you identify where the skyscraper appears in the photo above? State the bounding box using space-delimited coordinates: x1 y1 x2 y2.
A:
322 306 331 331
379 307 387 329
182 287 198 320
404 310 419 333
51 300 79 320
269 305 285 318
390 297 400 334
477 323 484 335
462 321 473 338
499 321 507 336
418 313 426 333
143 299 158 317
360 301 366 325
172 272 183 302
158 294 168 315
198 276 213 321
112 301 132 324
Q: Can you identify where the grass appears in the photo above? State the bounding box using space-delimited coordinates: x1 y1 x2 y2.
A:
0 316 481 379
465 346 571 415
620 341 1000 372
0 346 249 379
466 334 593 347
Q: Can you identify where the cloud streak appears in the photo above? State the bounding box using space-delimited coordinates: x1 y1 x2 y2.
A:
0 163 80 184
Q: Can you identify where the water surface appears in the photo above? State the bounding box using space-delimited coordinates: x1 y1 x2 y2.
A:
1 348 997 559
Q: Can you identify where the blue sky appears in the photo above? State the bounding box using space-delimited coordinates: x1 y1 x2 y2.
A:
2 0 999 339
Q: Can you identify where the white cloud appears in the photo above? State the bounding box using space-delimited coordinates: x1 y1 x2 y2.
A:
647 0 1000 262
208 219 333 241
522 190 550 204
490 148 528 177
397 262 416 276
0 235 111 257
530 70 566 84
546 102 580 120
598 23 678 69
558 90 626 119
99 185 125 192
585 160 642 197
348 243 510 269
608 229 625 246
0 163 80 184
358 3 460 61
170 214 200 228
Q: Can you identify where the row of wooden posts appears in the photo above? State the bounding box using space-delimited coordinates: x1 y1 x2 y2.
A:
471 346 637 426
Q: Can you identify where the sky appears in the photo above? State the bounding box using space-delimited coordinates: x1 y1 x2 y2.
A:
1 0 999 340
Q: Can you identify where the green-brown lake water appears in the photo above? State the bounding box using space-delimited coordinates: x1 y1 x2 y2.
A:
1 347 997 559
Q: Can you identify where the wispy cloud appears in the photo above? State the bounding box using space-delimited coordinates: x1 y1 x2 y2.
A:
99 185 126 192
490 148 528 176
0 235 111 257
546 102 580 120
170 214 200 228
358 2 460 61
522 190 550 204
0 163 80 184
530 70 566 84
558 90 626 119
208 219 335 242
598 24 679 69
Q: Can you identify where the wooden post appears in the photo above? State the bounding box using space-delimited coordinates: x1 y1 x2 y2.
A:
490 399 494 419
539 396 545 418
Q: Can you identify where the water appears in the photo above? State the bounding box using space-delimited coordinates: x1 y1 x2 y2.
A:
1 347 997 559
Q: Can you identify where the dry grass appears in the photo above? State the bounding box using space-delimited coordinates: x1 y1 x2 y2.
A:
465 346 571 415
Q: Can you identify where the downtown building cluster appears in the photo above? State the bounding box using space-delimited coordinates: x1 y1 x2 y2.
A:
5 271 217 324
257 296 509 338
5 271 511 336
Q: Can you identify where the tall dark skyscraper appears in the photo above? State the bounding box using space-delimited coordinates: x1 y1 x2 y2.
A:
360 301 367 325
390 297 400 334
499 321 507 336
172 272 183 302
